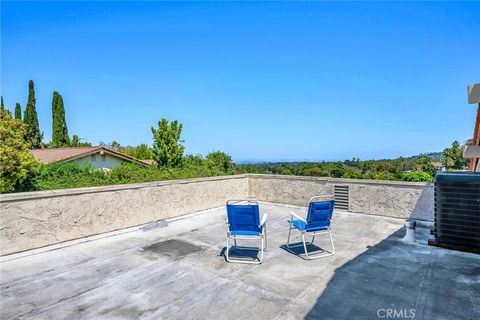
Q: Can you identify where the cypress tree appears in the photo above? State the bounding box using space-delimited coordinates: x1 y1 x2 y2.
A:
1 96 13 117
51 91 70 147
23 80 42 148
15 103 22 120
51 92 59 145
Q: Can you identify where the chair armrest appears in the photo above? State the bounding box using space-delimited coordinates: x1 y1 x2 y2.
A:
260 213 268 226
289 211 306 222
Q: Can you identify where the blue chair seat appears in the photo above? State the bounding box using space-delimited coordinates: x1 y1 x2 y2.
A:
230 230 262 236
287 198 335 260
290 219 329 232
225 200 267 264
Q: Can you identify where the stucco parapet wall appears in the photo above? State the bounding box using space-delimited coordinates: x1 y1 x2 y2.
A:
0 174 432 203
246 174 432 188
0 175 249 256
247 174 433 221
0 174 434 255
0 174 249 203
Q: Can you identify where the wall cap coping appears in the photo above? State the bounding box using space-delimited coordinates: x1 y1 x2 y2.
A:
0 174 248 203
245 174 432 187
0 173 432 203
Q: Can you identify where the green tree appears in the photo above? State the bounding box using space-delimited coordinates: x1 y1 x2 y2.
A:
79 140 92 147
0 108 38 193
110 140 121 150
442 141 466 170
71 134 79 147
23 80 42 148
124 143 153 159
183 154 205 167
361 160 375 174
70 135 92 147
400 171 432 182
51 91 70 147
206 151 234 173
15 103 22 120
303 167 327 177
0 96 11 116
414 156 436 177
135 143 153 159
151 118 185 168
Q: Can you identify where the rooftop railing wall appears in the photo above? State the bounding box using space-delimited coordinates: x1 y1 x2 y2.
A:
0 174 433 256
248 174 433 221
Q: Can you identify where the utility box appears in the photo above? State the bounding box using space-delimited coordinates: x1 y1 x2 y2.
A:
433 172 480 250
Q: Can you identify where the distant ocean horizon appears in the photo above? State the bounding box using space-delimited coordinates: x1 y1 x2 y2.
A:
234 159 329 165
233 151 443 165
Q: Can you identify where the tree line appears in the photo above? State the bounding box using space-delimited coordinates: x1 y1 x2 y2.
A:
1 103 236 192
0 80 470 192
1 80 89 149
1 82 235 192
237 141 468 182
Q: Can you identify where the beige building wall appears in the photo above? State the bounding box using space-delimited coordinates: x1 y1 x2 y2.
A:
0 176 248 256
248 175 333 206
248 175 433 220
74 152 130 170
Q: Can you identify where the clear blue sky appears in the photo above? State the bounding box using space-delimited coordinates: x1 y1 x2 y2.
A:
1 1 479 161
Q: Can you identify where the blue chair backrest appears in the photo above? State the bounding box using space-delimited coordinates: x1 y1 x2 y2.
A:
226 204 261 233
306 200 334 231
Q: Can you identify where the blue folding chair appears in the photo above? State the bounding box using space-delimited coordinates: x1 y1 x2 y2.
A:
287 195 335 260
225 200 268 264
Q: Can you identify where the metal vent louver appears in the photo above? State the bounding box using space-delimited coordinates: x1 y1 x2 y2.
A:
334 185 349 211
435 172 480 249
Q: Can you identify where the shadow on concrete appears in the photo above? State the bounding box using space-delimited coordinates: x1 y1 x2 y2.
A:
304 228 479 320
219 245 261 262
280 242 328 259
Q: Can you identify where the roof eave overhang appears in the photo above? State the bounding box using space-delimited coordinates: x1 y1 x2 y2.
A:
463 145 480 159
61 148 149 167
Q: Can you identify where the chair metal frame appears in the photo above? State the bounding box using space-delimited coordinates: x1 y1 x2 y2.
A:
225 199 268 264
286 195 335 260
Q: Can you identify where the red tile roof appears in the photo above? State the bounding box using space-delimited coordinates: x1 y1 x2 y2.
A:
140 159 156 166
30 146 148 166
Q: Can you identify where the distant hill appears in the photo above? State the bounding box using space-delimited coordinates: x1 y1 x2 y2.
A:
402 152 443 162
236 152 444 165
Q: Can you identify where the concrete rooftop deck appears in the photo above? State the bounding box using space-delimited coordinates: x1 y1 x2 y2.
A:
1 203 479 320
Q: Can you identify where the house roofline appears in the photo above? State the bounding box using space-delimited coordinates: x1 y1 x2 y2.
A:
32 146 149 167
65 146 149 167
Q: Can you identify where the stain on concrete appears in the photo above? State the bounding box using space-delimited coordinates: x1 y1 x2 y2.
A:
142 239 202 260
74 304 89 314
140 220 169 232
2 204 478 320
101 305 160 319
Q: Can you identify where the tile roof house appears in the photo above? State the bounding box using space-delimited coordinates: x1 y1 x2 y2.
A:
431 162 445 171
30 146 150 170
